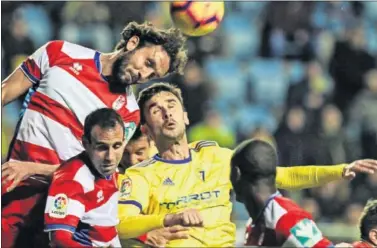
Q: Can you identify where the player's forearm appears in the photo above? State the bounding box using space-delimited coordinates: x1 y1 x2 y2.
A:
276 164 346 190
31 162 60 176
118 214 165 239
50 230 86 247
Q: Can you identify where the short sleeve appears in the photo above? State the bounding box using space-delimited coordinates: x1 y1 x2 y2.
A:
44 179 85 233
118 169 150 214
20 40 63 85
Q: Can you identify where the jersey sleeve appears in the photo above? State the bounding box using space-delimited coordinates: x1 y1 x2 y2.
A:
44 178 85 234
118 169 150 213
20 40 64 85
276 164 346 190
117 170 165 239
276 211 333 248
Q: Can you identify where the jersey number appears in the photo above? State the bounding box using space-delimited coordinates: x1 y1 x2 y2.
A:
199 170 205 181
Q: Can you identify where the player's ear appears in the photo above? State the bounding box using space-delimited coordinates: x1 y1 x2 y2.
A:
184 111 189 126
82 136 90 149
369 229 377 245
126 36 140 51
230 164 243 202
140 124 151 138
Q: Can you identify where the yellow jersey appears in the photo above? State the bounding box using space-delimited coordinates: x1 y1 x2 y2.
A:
117 140 346 247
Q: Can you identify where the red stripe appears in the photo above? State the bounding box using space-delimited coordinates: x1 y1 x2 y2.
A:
24 58 41 80
89 226 118 242
46 40 65 67
9 140 62 164
274 197 313 238
313 238 333 248
28 91 83 140
119 108 140 126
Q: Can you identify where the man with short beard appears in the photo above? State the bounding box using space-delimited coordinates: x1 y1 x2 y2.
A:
117 83 377 247
1 21 187 248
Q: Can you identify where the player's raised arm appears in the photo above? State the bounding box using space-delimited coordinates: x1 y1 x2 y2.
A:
2 41 60 106
275 159 377 190
2 161 59 192
1 68 33 107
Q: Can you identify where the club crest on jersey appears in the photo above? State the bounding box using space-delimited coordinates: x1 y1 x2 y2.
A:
120 178 132 198
49 194 68 218
112 95 126 110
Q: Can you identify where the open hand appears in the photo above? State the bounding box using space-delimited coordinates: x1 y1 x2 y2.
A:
2 160 35 192
146 225 189 247
343 159 377 180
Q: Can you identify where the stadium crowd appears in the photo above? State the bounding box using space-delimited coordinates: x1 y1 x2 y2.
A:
2 1 376 244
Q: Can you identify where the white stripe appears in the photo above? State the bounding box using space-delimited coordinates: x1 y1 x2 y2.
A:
31 42 50 75
61 41 96 59
264 199 288 229
84 192 119 226
44 227 75 234
37 67 108 126
16 109 84 161
125 92 139 112
73 165 95 193
91 235 121 247
45 196 85 218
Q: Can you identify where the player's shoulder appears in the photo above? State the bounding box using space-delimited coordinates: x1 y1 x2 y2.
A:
54 153 97 191
190 140 233 161
274 196 310 215
126 157 159 175
54 153 85 179
56 40 97 59
189 140 219 151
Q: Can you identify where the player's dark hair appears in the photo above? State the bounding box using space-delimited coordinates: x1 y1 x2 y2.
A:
137 82 184 125
231 139 278 185
359 199 377 241
83 108 125 143
115 21 188 75
129 125 145 142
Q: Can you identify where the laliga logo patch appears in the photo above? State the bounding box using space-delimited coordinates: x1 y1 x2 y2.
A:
120 178 132 198
112 95 126 110
49 194 68 218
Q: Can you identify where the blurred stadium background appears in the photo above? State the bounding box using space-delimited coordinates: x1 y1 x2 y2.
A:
1 1 376 245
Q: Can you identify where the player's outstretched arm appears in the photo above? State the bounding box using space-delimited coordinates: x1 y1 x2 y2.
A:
1 68 33 107
2 161 59 192
276 159 377 190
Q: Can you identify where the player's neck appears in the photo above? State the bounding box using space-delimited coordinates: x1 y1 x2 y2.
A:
156 136 190 161
100 50 124 76
246 185 276 220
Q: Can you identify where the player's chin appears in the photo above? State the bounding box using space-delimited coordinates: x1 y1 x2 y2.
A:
102 166 117 176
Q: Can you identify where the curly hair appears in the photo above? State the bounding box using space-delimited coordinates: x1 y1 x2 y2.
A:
137 82 184 125
115 21 188 75
359 198 377 241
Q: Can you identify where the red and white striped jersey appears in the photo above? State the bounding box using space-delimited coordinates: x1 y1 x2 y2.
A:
9 40 139 184
44 152 120 247
244 192 334 248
